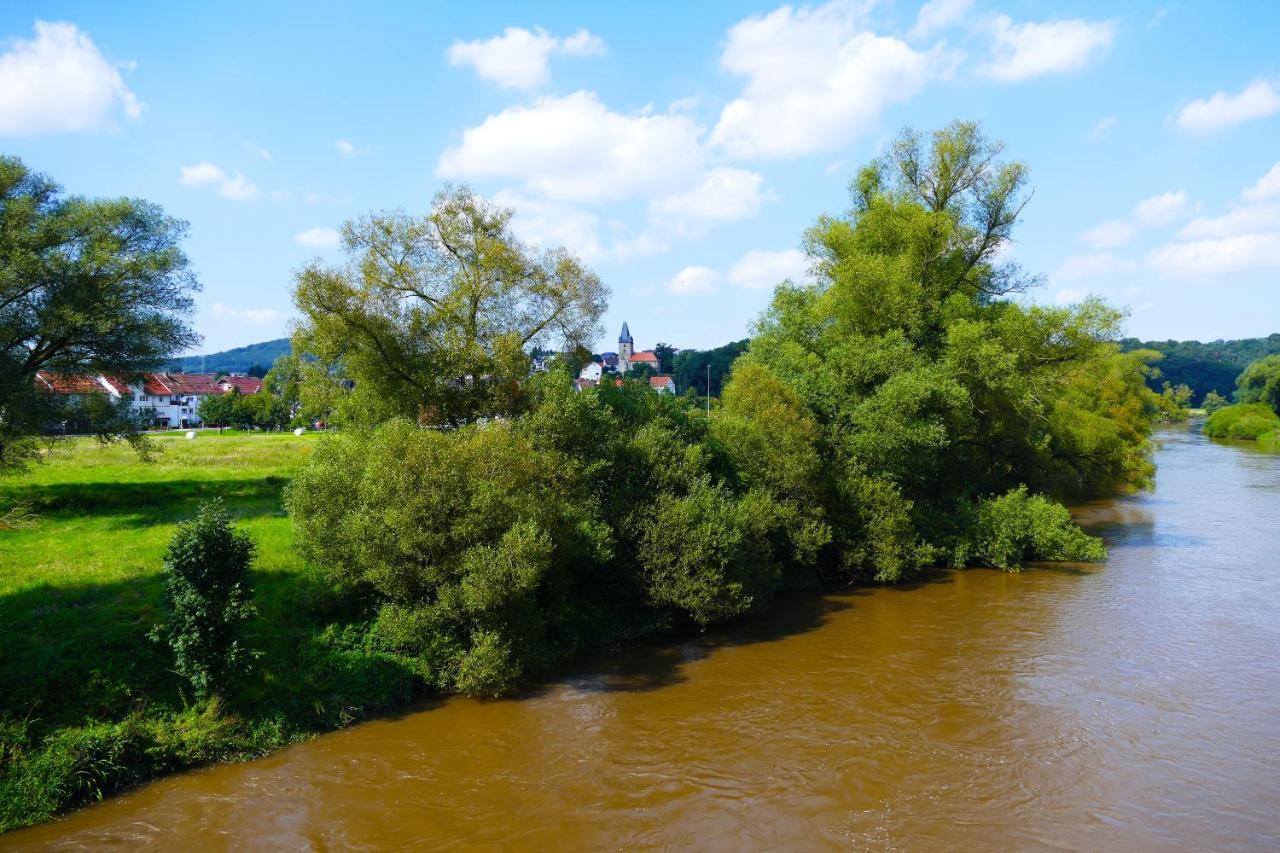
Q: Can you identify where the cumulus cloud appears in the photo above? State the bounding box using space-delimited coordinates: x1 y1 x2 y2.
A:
179 162 260 200
0 20 141 135
1146 163 1280 279
438 91 704 203
1242 161 1280 204
1080 190 1193 247
212 303 286 326
1052 287 1090 305
446 26 604 90
1052 252 1137 283
1175 80 1280 135
710 1 948 159
666 265 720 295
909 0 974 41
491 188 608 262
651 168 765 223
727 248 811 290
1146 233 1280 278
979 14 1115 82
1081 220 1135 249
294 227 341 249
1132 190 1193 227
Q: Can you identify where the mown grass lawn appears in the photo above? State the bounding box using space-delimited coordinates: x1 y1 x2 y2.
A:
1 431 421 832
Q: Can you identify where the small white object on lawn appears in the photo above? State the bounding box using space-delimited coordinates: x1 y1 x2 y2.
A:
185 430 197 440
294 427 306 436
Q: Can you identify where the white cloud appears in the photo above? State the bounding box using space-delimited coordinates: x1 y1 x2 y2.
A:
727 248 811 290
1080 190 1193 247
1052 252 1137 283
1091 116 1116 139
438 91 704 203
666 266 720 295
178 162 260 201
979 14 1115 82
446 26 604 90
0 20 141 135
1081 220 1135 249
710 1 947 159
1175 80 1280 135
1242 161 1280 204
651 167 765 223
245 142 272 161
1146 233 1280 278
335 139 364 156
295 227 341 249
212 303 286 326
1179 205 1280 240
909 0 973 41
1132 190 1193 227
1053 288 1089 305
491 189 607 262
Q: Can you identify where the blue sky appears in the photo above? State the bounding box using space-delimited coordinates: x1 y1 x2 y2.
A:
3 0 1278 355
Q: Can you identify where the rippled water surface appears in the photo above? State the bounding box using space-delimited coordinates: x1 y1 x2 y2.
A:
7 423 1279 850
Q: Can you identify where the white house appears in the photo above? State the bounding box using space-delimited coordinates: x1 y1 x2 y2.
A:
649 375 676 395
579 362 603 383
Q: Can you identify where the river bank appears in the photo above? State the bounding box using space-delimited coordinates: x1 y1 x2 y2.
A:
5 422 1277 849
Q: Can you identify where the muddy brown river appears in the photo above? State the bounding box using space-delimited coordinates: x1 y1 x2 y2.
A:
7 423 1280 850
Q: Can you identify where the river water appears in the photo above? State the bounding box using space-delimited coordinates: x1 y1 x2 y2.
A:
7 423 1280 851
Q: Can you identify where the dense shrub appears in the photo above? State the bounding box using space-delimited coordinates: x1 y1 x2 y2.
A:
151 500 258 700
949 487 1106 570
1203 403 1280 442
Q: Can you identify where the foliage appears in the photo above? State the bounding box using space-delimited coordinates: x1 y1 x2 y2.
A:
1234 354 1280 413
653 342 676 374
151 500 259 700
0 155 198 472
1120 334 1280 405
947 487 1106 570
1202 390 1229 414
1202 403 1280 442
292 185 608 428
673 339 750 397
1154 381 1193 422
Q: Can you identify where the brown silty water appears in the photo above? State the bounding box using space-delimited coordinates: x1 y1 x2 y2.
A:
7 422 1279 850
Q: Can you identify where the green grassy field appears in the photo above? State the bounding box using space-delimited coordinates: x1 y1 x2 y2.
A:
0 432 421 832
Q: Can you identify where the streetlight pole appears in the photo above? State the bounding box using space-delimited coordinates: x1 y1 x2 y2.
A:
706 364 711 419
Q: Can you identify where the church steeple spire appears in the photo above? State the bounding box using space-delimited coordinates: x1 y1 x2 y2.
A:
619 322 632 345
618 321 634 370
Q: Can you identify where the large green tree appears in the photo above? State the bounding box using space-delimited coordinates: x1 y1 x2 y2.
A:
730 121 1157 580
0 156 198 470
292 185 608 427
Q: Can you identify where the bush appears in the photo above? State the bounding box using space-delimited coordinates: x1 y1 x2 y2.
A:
151 499 258 700
1203 403 1280 441
950 487 1106 570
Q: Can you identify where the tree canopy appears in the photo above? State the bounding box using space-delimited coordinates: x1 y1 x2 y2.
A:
0 156 198 470
293 185 608 428
286 121 1158 696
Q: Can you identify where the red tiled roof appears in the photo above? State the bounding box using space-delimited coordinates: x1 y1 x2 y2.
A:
144 373 222 396
649 375 675 391
630 350 660 364
34 372 104 394
219 376 263 394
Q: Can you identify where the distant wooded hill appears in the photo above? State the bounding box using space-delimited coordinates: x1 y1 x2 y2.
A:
169 338 290 375
1121 334 1280 405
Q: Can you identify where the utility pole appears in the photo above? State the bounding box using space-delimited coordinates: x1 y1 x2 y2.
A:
706 364 711 419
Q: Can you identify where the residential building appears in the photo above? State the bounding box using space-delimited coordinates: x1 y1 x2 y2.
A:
649 375 676 394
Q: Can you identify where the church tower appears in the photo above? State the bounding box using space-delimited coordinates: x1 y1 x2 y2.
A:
618 322 634 372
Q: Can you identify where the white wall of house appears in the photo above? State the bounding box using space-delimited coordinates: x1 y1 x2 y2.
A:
579 362 603 382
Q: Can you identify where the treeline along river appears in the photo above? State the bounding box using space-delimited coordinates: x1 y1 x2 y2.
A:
6 421 1278 850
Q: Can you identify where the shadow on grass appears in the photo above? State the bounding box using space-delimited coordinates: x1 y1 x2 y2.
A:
0 476 289 529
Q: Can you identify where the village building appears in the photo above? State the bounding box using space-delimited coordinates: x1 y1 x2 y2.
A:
35 371 258 430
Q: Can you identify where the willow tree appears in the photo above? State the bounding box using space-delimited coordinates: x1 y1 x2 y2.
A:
293 185 608 427
732 121 1158 581
0 156 198 471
